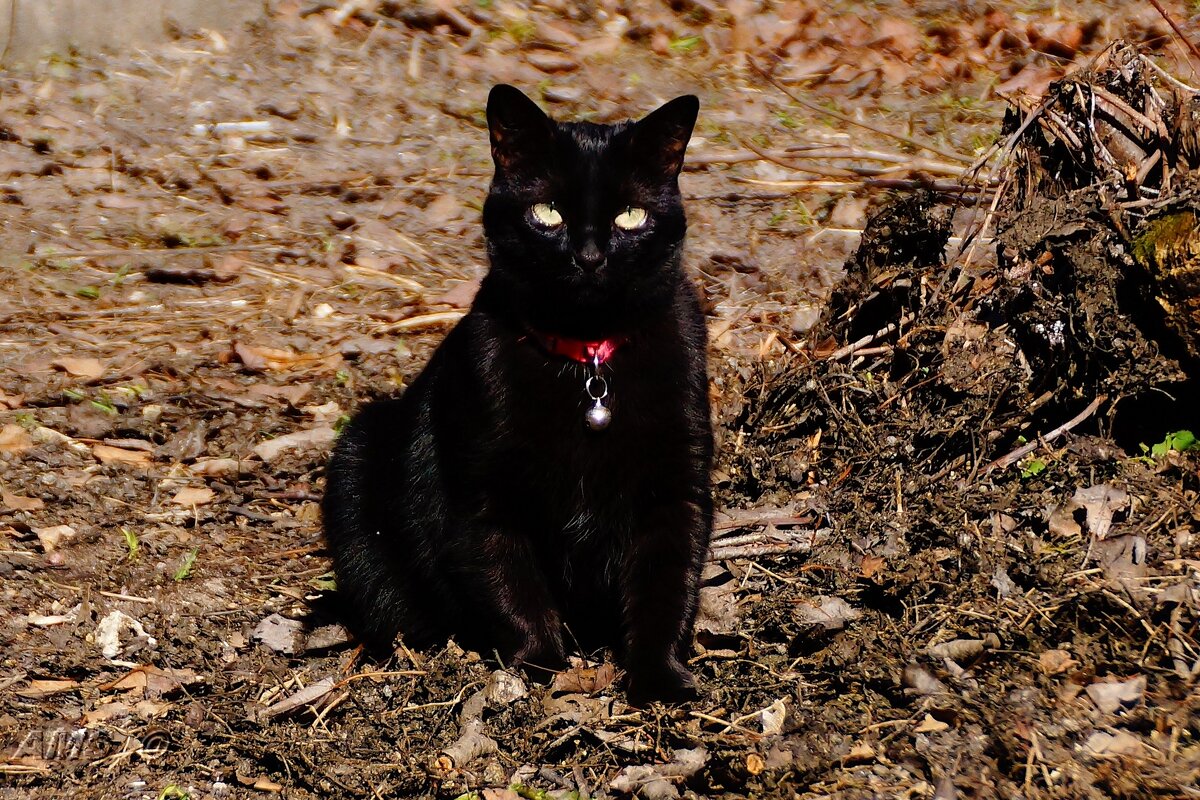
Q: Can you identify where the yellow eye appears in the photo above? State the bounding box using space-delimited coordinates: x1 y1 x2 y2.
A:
531 203 563 227
614 207 648 230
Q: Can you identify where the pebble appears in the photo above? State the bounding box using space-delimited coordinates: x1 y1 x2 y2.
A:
543 85 584 104
525 49 579 73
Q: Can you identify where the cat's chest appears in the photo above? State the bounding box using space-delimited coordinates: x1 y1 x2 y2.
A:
494 345 694 506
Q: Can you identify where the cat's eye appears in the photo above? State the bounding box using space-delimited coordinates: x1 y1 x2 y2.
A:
530 203 564 228
614 207 648 230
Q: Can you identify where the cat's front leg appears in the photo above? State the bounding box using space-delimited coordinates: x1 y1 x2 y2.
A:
620 499 710 705
472 528 567 676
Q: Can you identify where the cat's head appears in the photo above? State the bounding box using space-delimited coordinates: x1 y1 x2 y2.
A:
480 85 698 337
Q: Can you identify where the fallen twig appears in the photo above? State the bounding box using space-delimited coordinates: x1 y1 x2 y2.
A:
1146 0 1200 76
982 394 1108 475
27 243 279 261
823 314 916 362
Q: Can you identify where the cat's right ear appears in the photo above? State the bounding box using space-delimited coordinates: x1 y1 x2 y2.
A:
487 85 553 173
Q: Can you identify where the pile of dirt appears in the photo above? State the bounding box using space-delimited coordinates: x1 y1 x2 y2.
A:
720 41 1200 798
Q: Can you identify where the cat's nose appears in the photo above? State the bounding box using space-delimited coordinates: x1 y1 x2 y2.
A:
574 240 605 273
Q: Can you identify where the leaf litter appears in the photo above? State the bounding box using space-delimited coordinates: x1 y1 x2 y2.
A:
1 2 1199 799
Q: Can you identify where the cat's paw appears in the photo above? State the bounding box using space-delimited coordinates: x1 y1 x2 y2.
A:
625 658 699 706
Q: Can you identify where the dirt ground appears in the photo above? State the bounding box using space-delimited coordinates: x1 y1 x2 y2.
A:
2 2 1199 798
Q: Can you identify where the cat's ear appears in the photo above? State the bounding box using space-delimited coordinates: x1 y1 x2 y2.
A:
487 85 553 173
630 95 699 179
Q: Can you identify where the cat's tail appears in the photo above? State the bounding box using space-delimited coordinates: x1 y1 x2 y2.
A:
321 401 415 654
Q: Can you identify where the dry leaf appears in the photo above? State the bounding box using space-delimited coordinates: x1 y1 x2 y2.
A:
1083 729 1148 758
244 382 313 405
16 679 81 698
102 666 200 698
0 423 34 453
2 491 44 511
252 613 304 654
913 714 950 733
52 357 105 380
1086 675 1146 715
94 611 157 660
187 458 246 478
93 443 152 466
0 388 24 409
33 524 77 552
696 578 741 634
860 554 885 578
795 596 861 630
844 742 876 763
1038 649 1078 676
172 486 215 506
549 662 618 695
253 426 336 462
759 698 787 735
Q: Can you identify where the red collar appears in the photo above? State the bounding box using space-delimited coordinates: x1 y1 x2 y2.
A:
525 331 627 365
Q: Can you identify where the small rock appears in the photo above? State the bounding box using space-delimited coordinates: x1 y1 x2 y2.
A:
329 211 356 230
542 85 584 104
526 49 579 73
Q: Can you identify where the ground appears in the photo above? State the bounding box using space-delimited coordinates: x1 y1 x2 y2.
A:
1 2 1199 799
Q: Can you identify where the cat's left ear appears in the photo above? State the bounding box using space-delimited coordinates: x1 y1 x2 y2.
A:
487 84 554 173
630 95 699 179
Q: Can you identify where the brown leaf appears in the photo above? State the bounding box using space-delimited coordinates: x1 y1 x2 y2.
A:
549 662 618 695
33 524 77 552
0 424 34 453
187 458 247 478
52 357 106 380
16 678 81 698
2 491 44 511
172 486 216 506
232 342 340 373
0 388 24 409
82 701 134 724
102 666 201 698
93 443 152 466
252 426 336 462
1038 649 1078 676
913 714 950 733
244 382 313 406
860 554 886 578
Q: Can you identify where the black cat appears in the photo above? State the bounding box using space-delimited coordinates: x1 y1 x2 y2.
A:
322 85 712 704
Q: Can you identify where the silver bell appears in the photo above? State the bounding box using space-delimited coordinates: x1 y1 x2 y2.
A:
585 401 612 431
